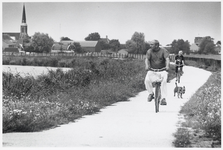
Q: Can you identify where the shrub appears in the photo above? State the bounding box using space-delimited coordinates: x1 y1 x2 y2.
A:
9 60 17 65
173 128 191 147
3 57 11 65
48 57 58 67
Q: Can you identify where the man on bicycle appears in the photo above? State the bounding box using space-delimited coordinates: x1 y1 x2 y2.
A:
144 40 170 105
175 50 185 75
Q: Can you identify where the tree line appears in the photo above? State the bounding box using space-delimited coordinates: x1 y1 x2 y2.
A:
6 31 220 55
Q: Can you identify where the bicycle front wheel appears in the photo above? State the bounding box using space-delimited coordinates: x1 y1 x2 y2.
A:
155 83 161 113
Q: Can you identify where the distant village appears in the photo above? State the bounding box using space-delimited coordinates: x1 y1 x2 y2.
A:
2 4 221 55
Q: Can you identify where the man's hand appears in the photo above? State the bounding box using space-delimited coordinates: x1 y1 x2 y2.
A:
145 67 150 71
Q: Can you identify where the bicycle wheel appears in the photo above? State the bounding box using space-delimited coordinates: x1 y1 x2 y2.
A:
155 82 161 113
178 73 181 83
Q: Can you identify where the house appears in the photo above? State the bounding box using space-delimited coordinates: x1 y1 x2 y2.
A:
52 40 102 53
4 47 20 53
101 49 116 54
99 35 110 44
2 33 20 41
190 43 199 52
51 42 73 53
2 38 22 52
78 41 101 52
2 41 9 51
118 49 128 55
2 4 29 52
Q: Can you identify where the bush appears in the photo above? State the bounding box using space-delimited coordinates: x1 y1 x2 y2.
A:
173 128 191 147
3 57 11 65
9 60 17 65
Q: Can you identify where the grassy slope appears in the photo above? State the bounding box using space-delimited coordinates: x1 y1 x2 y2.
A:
173 68 221 148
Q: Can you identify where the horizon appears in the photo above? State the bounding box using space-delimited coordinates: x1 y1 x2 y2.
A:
2 1 221 45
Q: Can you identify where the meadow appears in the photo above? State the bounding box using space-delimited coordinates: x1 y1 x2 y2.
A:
2 55 221 148
2 56 176 132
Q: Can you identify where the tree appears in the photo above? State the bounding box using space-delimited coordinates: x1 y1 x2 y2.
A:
99 40 110 50
144 42 151 54
125 40 137 53
170 39 190 54
60 37 72 41
119 44 126 50
29 32 54 53
131 32 145 54
85 32 100 41
216 41 221 45
73 42 82 53
198 36 216 54
109 39 120 52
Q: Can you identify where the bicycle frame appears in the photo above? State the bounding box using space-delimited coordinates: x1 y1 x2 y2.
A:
149 68 166 113
154 82 161 113
175 64 183 83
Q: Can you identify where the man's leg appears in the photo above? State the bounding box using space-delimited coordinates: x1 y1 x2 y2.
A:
160 71 168 105
144 71 156 101
180 66 183 74
144 71 154 94
175 66 178 78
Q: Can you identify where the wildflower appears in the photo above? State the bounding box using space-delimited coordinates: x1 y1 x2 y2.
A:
22 111 27 115
13 109 22 113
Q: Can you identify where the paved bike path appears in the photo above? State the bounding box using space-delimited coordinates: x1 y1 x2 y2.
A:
2 65 212 147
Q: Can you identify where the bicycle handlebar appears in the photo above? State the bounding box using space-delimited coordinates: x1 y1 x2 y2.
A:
149 67 166 72
175 64 184 67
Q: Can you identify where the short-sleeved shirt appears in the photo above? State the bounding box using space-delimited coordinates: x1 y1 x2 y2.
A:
175 55 184 65
146 47 169 69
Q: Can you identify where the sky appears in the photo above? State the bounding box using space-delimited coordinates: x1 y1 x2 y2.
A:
1 0 221 45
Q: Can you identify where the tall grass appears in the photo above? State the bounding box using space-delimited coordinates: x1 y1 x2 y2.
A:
3 57 151 132
173 71 221 147
3 56 176 133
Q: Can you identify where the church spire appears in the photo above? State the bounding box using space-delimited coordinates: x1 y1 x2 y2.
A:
22 3 26 23
20 3 28 40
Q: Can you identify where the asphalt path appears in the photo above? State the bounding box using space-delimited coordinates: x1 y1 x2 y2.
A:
2 65 212 147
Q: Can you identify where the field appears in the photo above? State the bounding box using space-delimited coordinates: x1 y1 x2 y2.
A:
2 55 221 147
2 56 176 133
185 54 221 60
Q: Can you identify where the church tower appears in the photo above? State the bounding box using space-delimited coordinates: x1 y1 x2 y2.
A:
20 3 28 38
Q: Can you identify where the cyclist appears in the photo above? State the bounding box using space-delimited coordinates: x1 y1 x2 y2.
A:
144 40 170 105
175 50 185 80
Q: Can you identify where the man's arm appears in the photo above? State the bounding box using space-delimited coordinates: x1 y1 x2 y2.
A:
163 48 170 71
165 57 170 71
174 55 177 65
182 56 185 66
145 51 150 71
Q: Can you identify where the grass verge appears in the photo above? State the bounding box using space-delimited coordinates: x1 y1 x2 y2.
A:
3 56 176 133
173 71 221 148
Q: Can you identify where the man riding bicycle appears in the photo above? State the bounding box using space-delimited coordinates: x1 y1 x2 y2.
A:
144 40 170 105
175 50 185 75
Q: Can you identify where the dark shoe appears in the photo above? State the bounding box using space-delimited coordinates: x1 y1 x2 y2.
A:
147 93 154 102
161 98 167 105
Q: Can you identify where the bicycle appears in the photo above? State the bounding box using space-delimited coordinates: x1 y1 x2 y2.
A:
150 68 165 113
153 81 161 113
175 64 184 83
